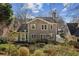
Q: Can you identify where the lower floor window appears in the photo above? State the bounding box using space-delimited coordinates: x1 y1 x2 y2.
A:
32 34 36 38
18 33 27 41
31 34 51 40
40 34 50 40
77 39 79 42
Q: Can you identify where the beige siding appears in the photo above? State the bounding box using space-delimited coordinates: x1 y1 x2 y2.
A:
15 32 28 41
28 19 57 42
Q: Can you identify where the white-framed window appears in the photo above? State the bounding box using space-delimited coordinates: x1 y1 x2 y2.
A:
31 24 36 30
41 24 48 30
21 33 26 41
31 34 36 38
51 25 52 29
40 34 49 40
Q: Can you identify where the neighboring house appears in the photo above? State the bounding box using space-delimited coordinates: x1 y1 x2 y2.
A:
14 17 58 43
67 23 79 41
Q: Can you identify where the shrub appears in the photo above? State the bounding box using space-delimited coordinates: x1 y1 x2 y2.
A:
43 44 59 55
0 37 8 44
29 43 45 54
43 48 56 56
33 49 45 56
43 44 79 56
36 43 45 48
0 44 19 56
8 44 19 56
68 41 76 45
18 47 29 56
0 44 10 52
68 41 79 49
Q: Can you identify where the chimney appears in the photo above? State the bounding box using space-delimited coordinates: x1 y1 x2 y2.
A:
52 9 57 20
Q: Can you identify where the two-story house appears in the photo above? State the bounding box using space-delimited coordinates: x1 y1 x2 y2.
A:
9 10 70 43
14 17 57 43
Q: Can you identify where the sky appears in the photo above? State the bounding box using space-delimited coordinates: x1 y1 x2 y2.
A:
11 3 79 23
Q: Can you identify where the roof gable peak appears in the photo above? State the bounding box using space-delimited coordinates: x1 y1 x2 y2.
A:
27 18 54 24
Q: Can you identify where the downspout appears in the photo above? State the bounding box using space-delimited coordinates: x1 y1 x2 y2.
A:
28 24 29 42
55 23 58 42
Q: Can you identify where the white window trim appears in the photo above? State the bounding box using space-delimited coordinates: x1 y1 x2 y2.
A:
51 25 53 30
31 24 36 30
41 24 48 30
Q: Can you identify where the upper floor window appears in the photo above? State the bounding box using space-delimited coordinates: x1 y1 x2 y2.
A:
51 25 52 29
31 24 36 30
41 24 48 30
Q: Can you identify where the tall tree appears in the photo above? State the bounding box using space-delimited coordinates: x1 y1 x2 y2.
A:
0 3 13 25
0 3 13 36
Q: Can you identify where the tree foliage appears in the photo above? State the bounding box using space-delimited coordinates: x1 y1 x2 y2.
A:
0 3 13 25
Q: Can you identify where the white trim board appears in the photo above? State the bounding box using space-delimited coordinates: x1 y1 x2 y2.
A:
26 18 54 24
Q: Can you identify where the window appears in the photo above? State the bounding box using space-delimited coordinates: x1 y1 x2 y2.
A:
31 24 36 30
40 35 43 40
22 34 25 41
51 25 52 29
32 34 36 38
26 35 27 39
41 24 48 30
45 25 47 29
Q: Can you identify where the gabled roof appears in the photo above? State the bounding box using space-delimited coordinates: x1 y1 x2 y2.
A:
26 17 56 24
75 28 79 37
67 23 79 36
36 17 57 23
17 24 28 32
17 17 57 32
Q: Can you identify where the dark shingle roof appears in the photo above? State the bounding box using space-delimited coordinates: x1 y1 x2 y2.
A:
17 17 58 32
75 29 79 37
67 23 79 37
36 17 57 23
17 24 28 32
